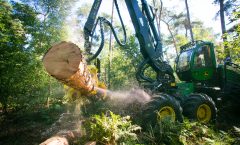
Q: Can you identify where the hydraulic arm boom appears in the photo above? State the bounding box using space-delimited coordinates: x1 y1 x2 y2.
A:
84 0 175 91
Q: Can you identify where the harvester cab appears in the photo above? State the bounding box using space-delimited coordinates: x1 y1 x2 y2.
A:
176 41 217 82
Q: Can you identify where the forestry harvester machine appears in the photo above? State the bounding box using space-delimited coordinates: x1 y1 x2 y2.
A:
44 0 240 126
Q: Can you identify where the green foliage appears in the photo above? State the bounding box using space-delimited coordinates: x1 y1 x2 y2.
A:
179 120 235 145
141 118 182 145
84 111 141 145
0 0 30 112
214 0 239 16
161 9 217 58
224 9 240 64
107 49 138 89
215 43 225 62
175 34 189 48
100 35 141 89
19 0 78 53
193 27 216 42
140 119 236 145
0 0 73 113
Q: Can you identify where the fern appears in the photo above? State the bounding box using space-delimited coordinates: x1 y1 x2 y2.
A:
84 111 141 144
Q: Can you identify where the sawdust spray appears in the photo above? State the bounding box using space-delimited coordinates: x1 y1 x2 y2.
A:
95 87 152 109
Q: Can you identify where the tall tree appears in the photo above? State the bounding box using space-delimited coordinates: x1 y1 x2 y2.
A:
214 0 227 38
20 0 78 53
20 0 78 106
152 0 163 35
0 1 42 113
160 9 187 54
224 8 240 63
214 0 240 57
184 0 194 42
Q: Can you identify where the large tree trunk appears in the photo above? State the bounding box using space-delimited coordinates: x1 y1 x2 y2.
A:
219 0 226 35
43 41 96 96
185 0 194 42
219 0 229 57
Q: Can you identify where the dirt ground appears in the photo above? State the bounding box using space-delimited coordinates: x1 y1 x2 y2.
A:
0 105 67 145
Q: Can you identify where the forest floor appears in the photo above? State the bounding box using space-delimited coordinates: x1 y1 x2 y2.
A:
0 102 240 145
0 104 66 145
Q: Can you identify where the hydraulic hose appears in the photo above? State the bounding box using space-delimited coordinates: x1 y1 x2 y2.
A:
87 0 127 62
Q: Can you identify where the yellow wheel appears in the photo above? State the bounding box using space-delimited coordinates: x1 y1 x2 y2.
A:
183 94 217 123
142 94 183 129
157 106 176 121
197 104 211 123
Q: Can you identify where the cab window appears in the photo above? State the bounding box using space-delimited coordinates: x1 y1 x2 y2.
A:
194 45 212 68
177 50 192 71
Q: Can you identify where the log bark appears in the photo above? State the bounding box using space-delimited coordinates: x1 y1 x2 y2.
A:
43 41 95 95
40 136 68 145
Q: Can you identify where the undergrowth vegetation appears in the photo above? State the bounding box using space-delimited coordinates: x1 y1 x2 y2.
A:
76 110 239 145
83 111 141 145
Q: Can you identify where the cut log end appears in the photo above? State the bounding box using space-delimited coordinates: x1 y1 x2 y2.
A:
43 41 83 79
43 41 95 95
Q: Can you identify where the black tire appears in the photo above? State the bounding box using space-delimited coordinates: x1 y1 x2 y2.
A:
142 93 183 128
182 93 217 123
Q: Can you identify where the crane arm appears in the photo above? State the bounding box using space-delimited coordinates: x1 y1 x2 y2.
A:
84 0 175 91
